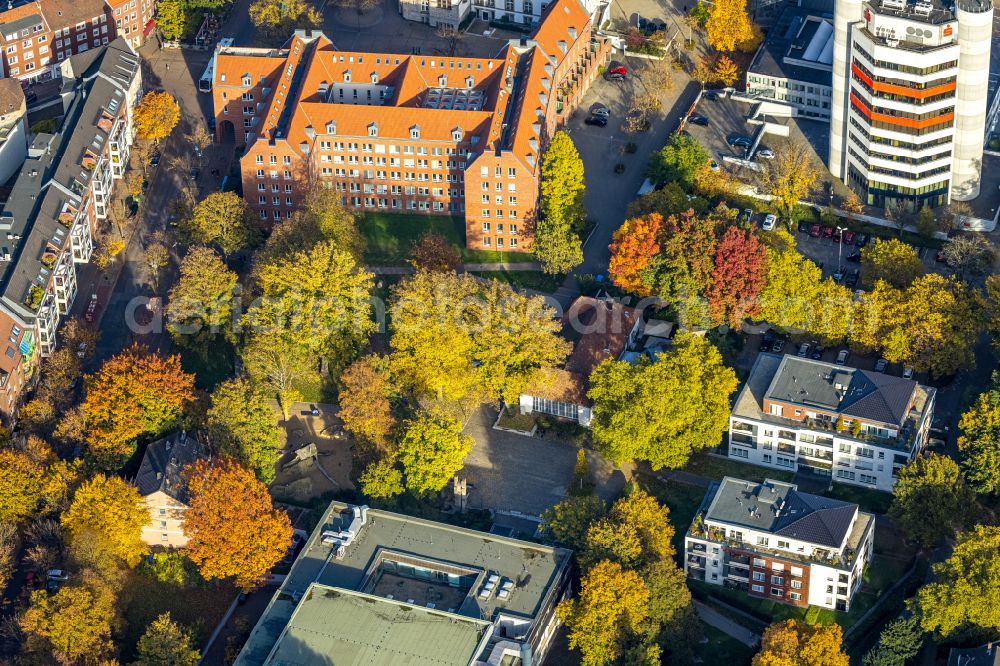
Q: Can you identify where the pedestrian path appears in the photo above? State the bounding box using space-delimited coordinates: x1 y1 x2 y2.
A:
693 600 761 647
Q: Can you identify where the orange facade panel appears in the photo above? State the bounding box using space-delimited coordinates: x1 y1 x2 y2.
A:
851 63 956 100
849 92 954 129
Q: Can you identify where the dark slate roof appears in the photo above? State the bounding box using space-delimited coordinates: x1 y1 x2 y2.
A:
948 644 1000 666
840 370 917 426
705 477 858 549
134 432 208 504
0 13 43 36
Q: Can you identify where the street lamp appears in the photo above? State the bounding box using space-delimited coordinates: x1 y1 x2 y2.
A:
836 225 847 276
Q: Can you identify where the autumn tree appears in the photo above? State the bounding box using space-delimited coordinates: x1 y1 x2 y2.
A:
957 373 1000 495
756 142 818 218
407 231 461 272
0 441 79 523
397 411 474 496
583 489 676 570
706 0 755 51
653 209 719 325
134 91 180 143
249 0 321 38
753 620 849 666
713 55 740 86
542 494 606 551
61 474 148 567
589 333 738 469
941 234 994 278
707 225 768 328
758 229 823 333
156 0 192 40
889 453 973 548
609 213 662 296
862 615 923 666
915 525 1000 636
134 613 200 666
166 246 238 350
536 131 585 273
842 192 864 215
207 378 282 484
143 231 170 291
181 191 259 257
557 560 650 666
647 133 711 189
861 239 924 289
242 330 314 420
184 458 292 590
82 345 196 468
21 579 116 666
359 458 404 500
256 187 365 265
339 356 396 450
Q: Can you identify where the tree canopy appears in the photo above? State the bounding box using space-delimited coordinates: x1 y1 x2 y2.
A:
861 239 925 289
753 620 849 666
359 458 405 500
755 142 818 217
134 91 180 143
889 453 973 548
339 356 397 450
862 614 923 666
647 134 711 189
542 494 606 552
257 187 365 265
166 246 238 349
706 0 756 51
21 580 116 666
589 332 738 470
249 0 321 37
61 474 148 567
707 225 768 328
535 131 584 273
207 377 282 484
397 411 474 496
957 373 1000 495
181 192 259 257
133 613 200 666
609 214 662 297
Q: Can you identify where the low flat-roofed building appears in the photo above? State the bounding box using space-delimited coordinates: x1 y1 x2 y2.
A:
236 502 572 665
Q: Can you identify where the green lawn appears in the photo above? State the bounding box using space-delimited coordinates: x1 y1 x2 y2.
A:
825 483 893 515
639 474 709 564
699 623 755 666
682 453 795 484
356 212 535 265
472 270 567 293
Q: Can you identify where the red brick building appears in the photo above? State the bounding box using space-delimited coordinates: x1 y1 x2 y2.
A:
213 0 609 249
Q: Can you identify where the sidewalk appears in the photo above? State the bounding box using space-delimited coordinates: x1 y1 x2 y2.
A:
693 600 761 648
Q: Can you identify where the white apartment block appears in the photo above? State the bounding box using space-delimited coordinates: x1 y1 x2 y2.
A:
828 0 992 209
685 477 875 612
729 354 935 493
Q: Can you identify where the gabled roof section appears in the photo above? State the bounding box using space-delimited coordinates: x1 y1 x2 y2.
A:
134 432 208 504
840 370 917 425
531 0 589 63
773 492 858 548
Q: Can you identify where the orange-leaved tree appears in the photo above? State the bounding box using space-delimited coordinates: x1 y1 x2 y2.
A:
753 619 849 666
608 213 663 296
183 458 292 590
134 91 181 143
81 344 196 469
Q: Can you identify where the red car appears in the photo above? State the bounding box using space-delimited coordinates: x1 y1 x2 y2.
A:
84 294 98 323
843 230 856 245
809 224 821 238
822 226 834 239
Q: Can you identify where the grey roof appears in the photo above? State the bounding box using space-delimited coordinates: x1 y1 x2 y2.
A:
748 6 833 88
0 39 139 326
266 585 491 666
134 432 208 504
705 477 858 549
0 13 44 37
236 502 571 665
948 644 1000 666
762 355 917 427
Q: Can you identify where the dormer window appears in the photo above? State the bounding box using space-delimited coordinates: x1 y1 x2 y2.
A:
368 123 378 137
241 74 251 86
410 125 420 139
465 75 474 89
452 127 462 141
344 69 352 82
371 72 378 83
438 74 447 87
326 121 336 135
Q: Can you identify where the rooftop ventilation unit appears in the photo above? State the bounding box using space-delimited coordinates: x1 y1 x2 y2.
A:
882 0 906 10
913 2 933 14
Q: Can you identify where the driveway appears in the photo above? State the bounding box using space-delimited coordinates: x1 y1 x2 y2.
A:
459 407 628 516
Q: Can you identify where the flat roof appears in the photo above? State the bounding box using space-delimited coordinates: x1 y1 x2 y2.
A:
236 503 570 665
265 584 491 666
748 6 833 88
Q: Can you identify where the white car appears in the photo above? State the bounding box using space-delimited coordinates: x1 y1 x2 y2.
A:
761 214 777 231
902 367 914 379
758 148 775 159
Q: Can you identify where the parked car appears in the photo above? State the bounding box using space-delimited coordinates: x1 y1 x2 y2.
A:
703 91 721 101
772 337 786 353
591 105 610 118
846 252 862 263
811 344 825 360
760 334 775 352
855 233 869 247
606 62 627 78
902 366 914 379
149 153 161 167
727 134 752 147
836 350 849 365
84 294 98 323
762 214 777 231
843 230 856 245
688 113 709 126
822 226 834 239
809 224 821 238
742 208 753 223
607 72 625 82
798 220 810 234
47 570 69 581
584 115 608 127
846 269 860 287
875 358 889 373
797 342 811 357
757 148 774 159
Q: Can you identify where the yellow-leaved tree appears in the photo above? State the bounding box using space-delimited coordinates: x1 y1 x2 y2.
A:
20 576 117 665
753 620 849 666
61 474 149 567
134 91 180 143
706 0 756 52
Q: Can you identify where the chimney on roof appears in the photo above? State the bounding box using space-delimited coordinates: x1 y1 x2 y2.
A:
156 472 162 480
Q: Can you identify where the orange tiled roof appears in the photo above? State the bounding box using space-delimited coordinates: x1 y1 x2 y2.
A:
288 102 496 145
532 0 590 63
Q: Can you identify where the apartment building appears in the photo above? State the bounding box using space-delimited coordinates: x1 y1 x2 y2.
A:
0 39 140 419
746 6 834 120
134 432 208 548
213 0 610 250
0 79 27 183
0 0 151 83
397 0 474 29
237 502 572 665
828 0 993 209
728 353 935 492
685 477 875 612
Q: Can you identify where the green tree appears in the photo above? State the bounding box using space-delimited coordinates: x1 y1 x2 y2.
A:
359 458 404 500
861 239 925 289
541 494 606 551
588 333 738 469
916 525 1000 637
647 133 710 189
889 453 973 548
182 192 259 257
958 374 1000 494
256 188 365 265
397 412 474 496
557 560 650 666
133 612 200 666
652 209 719 326
759 229 823 333
862 614 923 666
536 131 585 273
207 378 282 484
241 329 314 420
166 246 238 350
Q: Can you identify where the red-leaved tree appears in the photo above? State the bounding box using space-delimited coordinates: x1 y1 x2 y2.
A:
608 213 663 296
707 226 768 329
